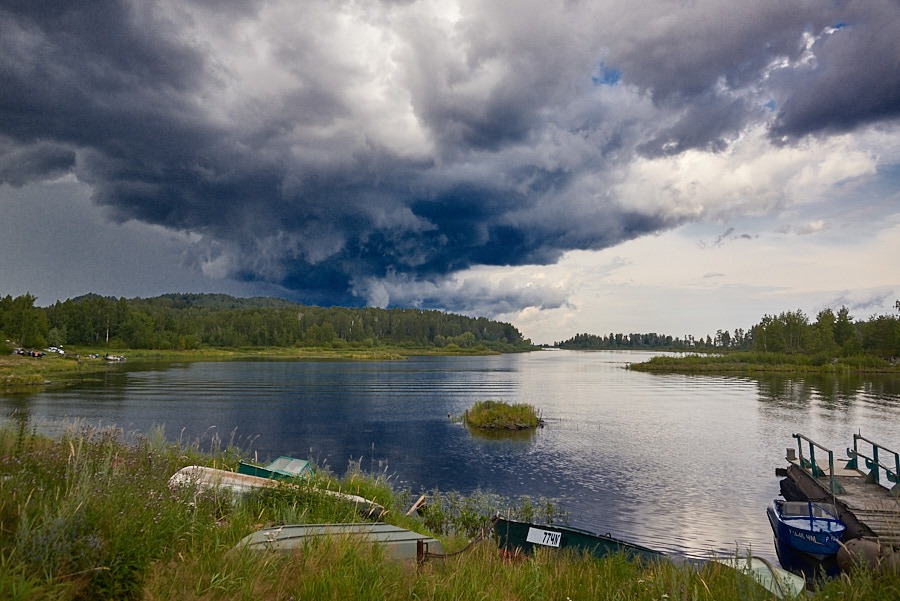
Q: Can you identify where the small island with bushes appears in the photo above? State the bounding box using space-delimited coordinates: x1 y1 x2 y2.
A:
463 400 544 431
557 305 900 374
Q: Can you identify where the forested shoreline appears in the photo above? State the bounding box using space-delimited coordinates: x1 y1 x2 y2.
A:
556 305 900 362
0 292 532 352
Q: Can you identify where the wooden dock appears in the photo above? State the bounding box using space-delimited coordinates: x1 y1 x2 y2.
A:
777 435 900 549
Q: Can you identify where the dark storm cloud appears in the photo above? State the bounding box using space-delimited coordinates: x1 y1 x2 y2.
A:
769 0 900 140
0 138 75 186
637 94 757 157
1 0 898 312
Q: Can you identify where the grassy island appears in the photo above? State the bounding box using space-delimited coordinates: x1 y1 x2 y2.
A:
1 419 898 599
463 400 544 430
628 351 900 374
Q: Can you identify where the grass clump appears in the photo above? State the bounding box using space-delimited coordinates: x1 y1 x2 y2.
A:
411 489 566 538
463 400 544 431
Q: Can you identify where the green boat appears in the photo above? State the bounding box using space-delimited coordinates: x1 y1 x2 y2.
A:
494 516 804 598
237 456 312 481
493 515 665 563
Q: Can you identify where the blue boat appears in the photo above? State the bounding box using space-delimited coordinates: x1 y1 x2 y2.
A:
766 499 846 558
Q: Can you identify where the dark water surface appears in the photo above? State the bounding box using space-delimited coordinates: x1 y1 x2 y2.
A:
3 350 899 562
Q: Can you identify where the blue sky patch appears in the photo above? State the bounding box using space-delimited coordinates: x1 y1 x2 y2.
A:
593 63 622 86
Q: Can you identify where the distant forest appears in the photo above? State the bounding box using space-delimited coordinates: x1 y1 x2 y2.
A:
555 305 900 360
0 293 532 352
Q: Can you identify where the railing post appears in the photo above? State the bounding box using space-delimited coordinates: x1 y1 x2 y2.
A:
827 449 842 497
864 442 881 484
809 443 824 478
794 433 805 468
892 453 900 497
791 433 844 495
846 434 861 470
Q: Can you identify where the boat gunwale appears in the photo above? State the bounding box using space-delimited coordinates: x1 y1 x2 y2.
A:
770 499 847 535
493 515 664 558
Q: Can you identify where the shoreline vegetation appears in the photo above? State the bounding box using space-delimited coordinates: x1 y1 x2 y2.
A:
1 292 534 355
1 291 534 389
3 420 898 600
462 400 544 431
0 344 503 389
627 351 900 374
4 293 899 388
560 304 900 375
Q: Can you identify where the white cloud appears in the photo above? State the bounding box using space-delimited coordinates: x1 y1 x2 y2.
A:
613 126 877 223
491 205 899 343
796 220 828 234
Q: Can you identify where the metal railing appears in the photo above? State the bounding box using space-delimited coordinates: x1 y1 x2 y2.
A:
845 433 900 497
792 433 844 497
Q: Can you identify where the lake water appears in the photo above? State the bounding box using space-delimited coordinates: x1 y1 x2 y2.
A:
3 350 899 562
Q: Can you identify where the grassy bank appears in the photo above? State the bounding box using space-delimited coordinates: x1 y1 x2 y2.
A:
0 344 505 390
628 351 900 374
2 420 898 600
0 354 95 388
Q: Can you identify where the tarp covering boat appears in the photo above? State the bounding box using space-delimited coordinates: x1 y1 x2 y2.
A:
238 456 312 480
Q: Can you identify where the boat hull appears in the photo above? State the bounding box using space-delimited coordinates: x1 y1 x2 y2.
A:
236 523 443 562
493 516 664 563
766 500 845 558
715 555 806 599
168 465 385 518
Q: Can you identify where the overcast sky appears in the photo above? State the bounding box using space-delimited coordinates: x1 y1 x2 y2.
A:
2 0 898 344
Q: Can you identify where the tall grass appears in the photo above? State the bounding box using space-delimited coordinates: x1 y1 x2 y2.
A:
2 418 898 600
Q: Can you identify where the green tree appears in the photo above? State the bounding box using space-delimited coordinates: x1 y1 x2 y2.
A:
46 326 67 347
810 308 839 356
4 293 48 348
861 315 900 359
834 306 861 356
781 310 810 353
754 315 784 352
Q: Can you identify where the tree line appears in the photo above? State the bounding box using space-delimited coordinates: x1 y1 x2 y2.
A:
556 304 900 360
0 293 532 352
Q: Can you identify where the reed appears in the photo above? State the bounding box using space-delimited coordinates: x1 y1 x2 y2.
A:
1 418 897 600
